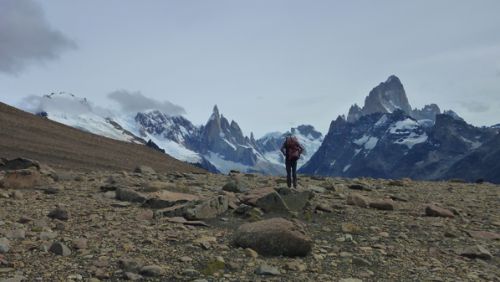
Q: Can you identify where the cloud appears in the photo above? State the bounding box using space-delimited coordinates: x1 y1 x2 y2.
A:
458 100 490 113
0 0 76 74
107 90 186 116
19 92 111 116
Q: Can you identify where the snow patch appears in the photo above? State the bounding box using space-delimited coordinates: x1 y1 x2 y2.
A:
395 132 428 149
353 135 379 150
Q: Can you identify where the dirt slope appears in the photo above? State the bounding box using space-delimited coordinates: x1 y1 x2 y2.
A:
0 102 204 174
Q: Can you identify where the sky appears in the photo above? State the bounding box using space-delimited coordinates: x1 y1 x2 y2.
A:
1 0 499 137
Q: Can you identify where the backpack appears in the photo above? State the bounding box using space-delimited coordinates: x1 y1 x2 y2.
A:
286 136 301 161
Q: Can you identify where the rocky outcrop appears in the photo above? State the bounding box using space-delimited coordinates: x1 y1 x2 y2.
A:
233 218 312 257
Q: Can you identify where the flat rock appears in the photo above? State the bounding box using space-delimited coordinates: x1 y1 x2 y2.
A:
425 204 454 218
143 190 200 209
466 230 500 240
242 187 290 214
0 157 40 171
255 264 281 276
233 218 312 257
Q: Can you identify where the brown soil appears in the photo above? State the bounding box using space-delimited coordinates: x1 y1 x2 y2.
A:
0 102 204 174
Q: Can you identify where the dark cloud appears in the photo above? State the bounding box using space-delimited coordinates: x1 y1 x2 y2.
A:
0 0 76 74
458 101 490 113
108 90 186 116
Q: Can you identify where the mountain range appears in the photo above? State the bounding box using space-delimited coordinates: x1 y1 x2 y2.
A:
16 75 500 183
27 93 323 175
300 75 500 183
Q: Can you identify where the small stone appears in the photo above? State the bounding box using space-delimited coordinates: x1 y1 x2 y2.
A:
352 256 372 266
0 238 10 253
18 216 33 224
48 207 69 221
72 238 88 250
179 256 193 262
49 241 71 256
6 229 25 240
140 265 164 277
340 278 363 282
40 232 58 241
341 223 362 234
255 264 281 276
119 258 143 272
135 210 154 221
285 261 307 272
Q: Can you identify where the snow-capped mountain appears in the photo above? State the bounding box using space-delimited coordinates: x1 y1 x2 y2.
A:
301 75 499 183
256 125 323 169
26 92 145 144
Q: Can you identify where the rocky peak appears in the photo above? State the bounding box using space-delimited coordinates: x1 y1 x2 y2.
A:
411 104 441 122
347 75 412 122
291 125 322 140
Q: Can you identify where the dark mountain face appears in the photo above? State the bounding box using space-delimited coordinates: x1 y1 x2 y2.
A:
445 133 500 183
300 110 498 182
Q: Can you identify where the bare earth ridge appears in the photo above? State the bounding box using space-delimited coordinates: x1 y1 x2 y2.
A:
0 102 203 174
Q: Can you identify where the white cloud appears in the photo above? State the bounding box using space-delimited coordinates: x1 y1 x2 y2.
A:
107 90 186 116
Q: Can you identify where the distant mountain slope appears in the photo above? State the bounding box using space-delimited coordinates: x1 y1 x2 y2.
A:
0 102 204 173
445 133 500 183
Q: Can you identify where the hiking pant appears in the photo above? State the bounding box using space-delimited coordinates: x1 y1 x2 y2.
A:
286 158 298 188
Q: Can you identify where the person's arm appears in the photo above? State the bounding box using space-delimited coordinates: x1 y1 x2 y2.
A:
280 142 287 156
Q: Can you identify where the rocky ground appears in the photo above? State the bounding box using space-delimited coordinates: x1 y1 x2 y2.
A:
0 158 499 281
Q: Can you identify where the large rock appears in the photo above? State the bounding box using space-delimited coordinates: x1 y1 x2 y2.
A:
222 179 249 193
143 191 200 209
1 168 41 189
115 188 148 203
242 188 290 214
233 218 312 257
48 207 69 221
0 158 40 171
425 204 454 218
276 188 313 212
347 193 369 208
459 245 492 260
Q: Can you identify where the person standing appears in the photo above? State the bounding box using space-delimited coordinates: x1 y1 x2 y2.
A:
281 134 304 188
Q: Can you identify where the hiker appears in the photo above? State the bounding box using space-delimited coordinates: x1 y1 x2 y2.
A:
281 134 304 188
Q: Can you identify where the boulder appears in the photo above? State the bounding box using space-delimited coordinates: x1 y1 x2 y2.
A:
1 168 41 189
233 218 312 257
222 178 249 193
347 193 369 208
242 187 290 214
115 188 148 203
276 187 313 212
425 204 454 218
0 238 9 253
0 158 40 171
